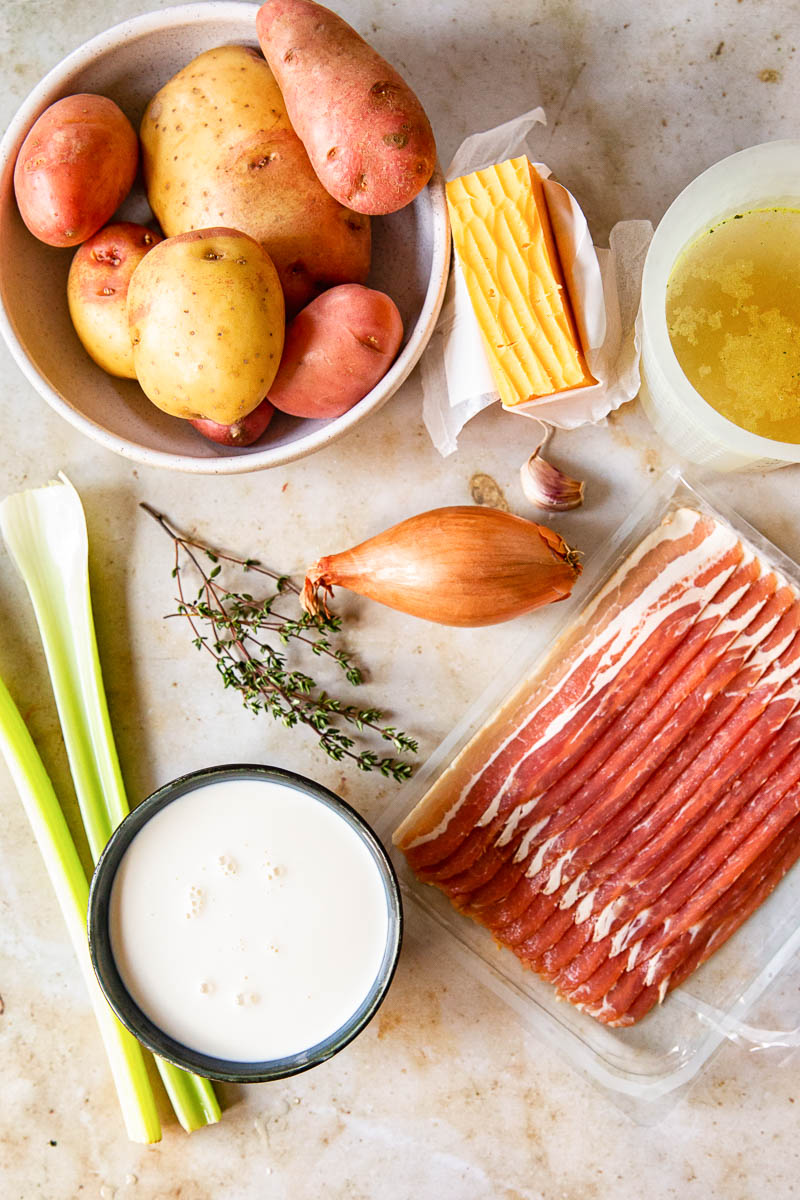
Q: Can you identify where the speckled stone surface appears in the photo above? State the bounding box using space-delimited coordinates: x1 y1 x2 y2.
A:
1 1 800 1197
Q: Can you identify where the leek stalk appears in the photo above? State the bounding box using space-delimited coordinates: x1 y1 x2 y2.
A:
0 676 161 1144
0 476 220 1136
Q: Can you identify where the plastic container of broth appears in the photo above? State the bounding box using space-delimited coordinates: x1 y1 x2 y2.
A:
88 764 402 1082
639 140 800 472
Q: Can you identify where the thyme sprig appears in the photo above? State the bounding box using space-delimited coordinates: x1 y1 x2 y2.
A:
141 504 417 781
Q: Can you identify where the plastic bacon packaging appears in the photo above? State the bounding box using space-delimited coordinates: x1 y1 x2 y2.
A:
394 486 800 1030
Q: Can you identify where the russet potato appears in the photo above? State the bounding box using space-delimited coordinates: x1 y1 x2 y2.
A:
127 227 285 425
140 45 371 315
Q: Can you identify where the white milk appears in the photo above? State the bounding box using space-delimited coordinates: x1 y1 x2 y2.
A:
109 777 391 1062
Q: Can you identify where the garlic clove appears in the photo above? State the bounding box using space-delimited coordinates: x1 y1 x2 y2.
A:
521 447 585 512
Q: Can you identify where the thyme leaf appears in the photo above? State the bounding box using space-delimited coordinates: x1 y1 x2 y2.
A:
141 503 417 781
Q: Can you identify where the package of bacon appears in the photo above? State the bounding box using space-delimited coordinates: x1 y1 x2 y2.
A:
393 482 800 1039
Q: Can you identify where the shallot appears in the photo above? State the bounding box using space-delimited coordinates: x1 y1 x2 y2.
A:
302 506 581 627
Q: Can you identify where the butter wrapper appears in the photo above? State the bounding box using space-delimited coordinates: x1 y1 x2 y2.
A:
421 107 653 456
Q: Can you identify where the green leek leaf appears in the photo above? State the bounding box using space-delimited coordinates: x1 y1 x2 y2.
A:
0 476 220 1136
0 676 161 1144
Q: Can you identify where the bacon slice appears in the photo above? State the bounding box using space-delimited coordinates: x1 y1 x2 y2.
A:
395 510 741 869
560 711 800 1005
519 589 800 975
467 566 775 913
550 624 800 995
584 788 800 1026
393 507 800 1028
532 681 800 981
470 577 792 939
434 557 767 900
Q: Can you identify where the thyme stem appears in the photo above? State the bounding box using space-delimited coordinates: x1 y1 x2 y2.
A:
141 504 417 780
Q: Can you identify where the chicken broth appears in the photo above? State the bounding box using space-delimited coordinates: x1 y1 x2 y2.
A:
665 207 800 443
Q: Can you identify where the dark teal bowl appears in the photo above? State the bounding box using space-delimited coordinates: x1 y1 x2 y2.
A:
87 763 403 1083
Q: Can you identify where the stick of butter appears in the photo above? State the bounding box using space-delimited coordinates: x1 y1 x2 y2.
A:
446 157 596 408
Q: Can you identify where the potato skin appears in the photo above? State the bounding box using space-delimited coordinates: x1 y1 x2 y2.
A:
67 223 162 378
140 45 371 315
190 399 275 446
128 228 285 425
256 0 436 215
14 94 138 247
268 284 403 419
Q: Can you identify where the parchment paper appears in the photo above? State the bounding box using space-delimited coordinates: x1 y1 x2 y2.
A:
421 107 653 455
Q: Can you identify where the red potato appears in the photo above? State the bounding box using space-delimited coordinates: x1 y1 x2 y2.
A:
190 399 276 447
67 222 162 378
256 0 436 216
14 94 138 247
268 284 403 420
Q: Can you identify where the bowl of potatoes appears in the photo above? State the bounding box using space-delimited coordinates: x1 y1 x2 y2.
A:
0 2 450 473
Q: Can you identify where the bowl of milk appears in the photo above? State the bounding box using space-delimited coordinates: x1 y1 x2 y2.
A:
639 139 800 472
87 764 402 1081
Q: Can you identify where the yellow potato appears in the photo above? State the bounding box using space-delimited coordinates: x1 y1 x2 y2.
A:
140 45 371 315
127 227 285 424
67 222 162 378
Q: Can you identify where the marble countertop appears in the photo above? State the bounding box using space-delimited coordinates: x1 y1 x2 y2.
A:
1 0 799 1196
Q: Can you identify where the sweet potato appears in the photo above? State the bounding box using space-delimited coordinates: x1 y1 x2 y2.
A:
67 222 162 378
140 45 370 316
190 400 275 447
256 0 436 215
14 94 138 247
268 284 403 419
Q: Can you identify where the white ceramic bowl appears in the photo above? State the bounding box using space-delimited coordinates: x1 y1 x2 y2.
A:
0 3 450 474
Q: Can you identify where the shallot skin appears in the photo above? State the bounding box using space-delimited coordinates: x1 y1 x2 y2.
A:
302 506 581 627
